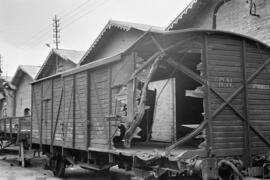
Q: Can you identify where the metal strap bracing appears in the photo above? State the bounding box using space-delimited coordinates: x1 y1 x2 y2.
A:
165 42 270 154
32 89 42 149
50 87 64 153
241 40 251 165
210 58 270 147
165 55 270 154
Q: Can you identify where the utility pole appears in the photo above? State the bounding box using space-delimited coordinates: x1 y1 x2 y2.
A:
53 15 60 49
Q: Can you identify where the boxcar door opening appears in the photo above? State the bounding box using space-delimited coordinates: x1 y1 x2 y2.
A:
124 42 205 150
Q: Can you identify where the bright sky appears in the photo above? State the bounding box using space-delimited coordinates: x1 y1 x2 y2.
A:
0 0 191 77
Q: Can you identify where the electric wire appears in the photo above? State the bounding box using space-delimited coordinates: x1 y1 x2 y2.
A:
60 0 109 30
17 0 107 50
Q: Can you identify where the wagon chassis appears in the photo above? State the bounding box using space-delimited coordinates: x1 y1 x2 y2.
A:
30 29 270 179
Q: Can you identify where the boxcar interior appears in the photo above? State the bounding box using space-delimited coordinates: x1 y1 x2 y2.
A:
129 51 205 149
174 53 204 146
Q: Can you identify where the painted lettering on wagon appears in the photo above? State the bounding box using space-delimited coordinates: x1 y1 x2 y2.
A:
249 84 270 90
216 77 233 88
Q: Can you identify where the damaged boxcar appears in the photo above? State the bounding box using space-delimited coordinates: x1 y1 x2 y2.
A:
31 29 270 179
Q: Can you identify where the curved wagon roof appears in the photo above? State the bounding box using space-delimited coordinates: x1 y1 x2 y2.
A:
127 28 270 51
60 28 270 78
31 29 270 84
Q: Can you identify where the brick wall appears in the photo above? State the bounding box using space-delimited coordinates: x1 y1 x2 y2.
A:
172 0 270 45
217 0 270 45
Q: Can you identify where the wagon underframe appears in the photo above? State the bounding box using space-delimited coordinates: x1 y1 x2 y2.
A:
30 29 270 179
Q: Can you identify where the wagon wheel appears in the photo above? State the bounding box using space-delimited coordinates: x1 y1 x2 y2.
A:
51 156 65 177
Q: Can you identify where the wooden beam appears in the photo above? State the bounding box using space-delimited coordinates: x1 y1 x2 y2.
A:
167 59 204 85
130 51 161 80
241 40 251 166
163 36 201 53
202 35 213 151
124 54 163 148
50 87 64 152
127 80 135 124
130 36 200 81
166 120 208 154
150 33 164 52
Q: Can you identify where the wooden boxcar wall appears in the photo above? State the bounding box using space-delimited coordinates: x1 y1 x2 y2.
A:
206 34 270 156
32 76 64 149
62 72 88 150
32 53 135 151
87 54 134 149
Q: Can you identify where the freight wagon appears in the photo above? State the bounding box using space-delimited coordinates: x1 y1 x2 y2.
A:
31 29 270 179
0 116 31 149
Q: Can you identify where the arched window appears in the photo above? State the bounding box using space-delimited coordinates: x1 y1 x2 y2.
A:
24 108 30 116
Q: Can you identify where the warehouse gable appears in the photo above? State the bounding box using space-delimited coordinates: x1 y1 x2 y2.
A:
36 49 85 80
79 19 163 65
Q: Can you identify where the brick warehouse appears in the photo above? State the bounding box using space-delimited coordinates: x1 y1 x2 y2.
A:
167 0 270 45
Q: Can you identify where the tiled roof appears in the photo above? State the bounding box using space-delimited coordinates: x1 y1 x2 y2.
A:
108 20 164 32
35 48 85 80
79 19 164 65
53 49 85 64
11 65 40 86
166 0 211 30
20 65 40 79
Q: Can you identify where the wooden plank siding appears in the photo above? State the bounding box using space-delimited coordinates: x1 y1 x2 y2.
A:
41 80 53 145
63 75 74 148
89 67 110 149
32 83 42 144
74 72 87 150
207 35 245 155
52 77 64 146
207 34 270 156
245 42 270 154
31 59 128 151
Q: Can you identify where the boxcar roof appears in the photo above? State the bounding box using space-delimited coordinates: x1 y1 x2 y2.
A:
63 29 270 77
33 29 270 83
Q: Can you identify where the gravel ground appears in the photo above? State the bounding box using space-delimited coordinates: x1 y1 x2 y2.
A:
0 151 129 180
0 155 59 180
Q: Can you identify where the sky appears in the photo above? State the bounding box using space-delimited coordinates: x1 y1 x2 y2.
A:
0 0 192 78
